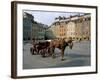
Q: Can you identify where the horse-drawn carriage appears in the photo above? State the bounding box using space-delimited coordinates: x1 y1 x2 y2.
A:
30 40 51 57
30 38 73 60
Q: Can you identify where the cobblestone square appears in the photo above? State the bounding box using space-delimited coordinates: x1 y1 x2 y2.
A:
23 41 90 69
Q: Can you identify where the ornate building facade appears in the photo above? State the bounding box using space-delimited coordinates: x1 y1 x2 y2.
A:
49 13 91 41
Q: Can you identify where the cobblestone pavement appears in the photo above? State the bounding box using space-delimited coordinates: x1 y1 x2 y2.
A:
23 41 90 69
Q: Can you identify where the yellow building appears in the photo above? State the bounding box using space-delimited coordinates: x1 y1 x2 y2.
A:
67 21 76 40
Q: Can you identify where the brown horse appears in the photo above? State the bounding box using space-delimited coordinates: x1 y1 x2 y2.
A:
50 38 73 60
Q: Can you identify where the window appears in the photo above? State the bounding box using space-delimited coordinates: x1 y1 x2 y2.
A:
60 26 64 28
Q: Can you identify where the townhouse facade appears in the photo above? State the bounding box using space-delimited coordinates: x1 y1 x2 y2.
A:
49 13 91 41
23 12 48 41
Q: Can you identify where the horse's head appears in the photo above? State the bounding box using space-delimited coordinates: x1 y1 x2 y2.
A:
67 38 73 49
64 38 73 49
68 41 73 49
